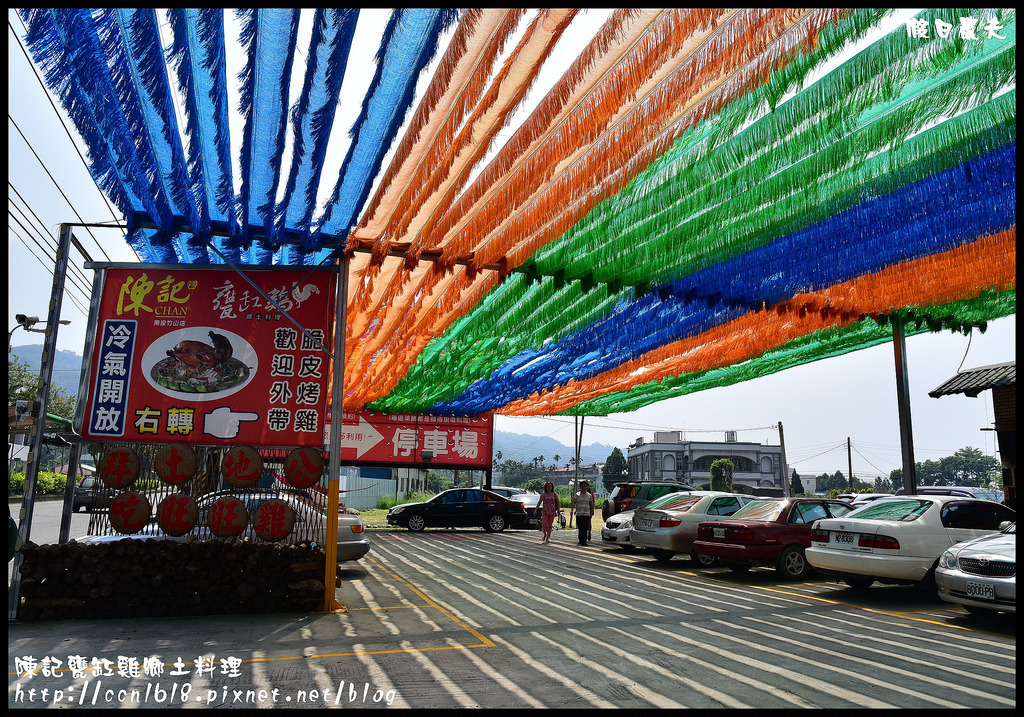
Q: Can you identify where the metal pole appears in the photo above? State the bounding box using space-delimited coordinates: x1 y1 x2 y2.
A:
9 223 72 620
778 422 790 498
892 316 917 494
58 440 83 543
847 437 854 491
320 255 349 612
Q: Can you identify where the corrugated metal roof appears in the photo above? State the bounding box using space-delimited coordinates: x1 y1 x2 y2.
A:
928 361 1015 398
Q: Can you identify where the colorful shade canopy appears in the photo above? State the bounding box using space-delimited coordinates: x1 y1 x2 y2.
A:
19 8 1016 417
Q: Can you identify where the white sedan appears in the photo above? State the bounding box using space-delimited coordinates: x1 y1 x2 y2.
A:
806 495 1015 591
601 510 635 549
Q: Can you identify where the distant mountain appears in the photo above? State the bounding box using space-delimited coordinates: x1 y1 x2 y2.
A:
9 344 86 399
492 430 619 467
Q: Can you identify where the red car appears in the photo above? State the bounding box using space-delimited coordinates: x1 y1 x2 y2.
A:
694 498 854 579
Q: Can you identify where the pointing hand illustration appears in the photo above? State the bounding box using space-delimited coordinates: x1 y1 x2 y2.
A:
204 407 259 439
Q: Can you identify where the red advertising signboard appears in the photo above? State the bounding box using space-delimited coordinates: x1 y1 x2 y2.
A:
328 411 493 467
81 266 336 447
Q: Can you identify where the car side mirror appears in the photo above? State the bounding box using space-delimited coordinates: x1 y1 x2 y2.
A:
998 520 1013 530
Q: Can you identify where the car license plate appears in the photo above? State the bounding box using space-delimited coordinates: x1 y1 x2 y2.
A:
638 518 654 530
965 581 995 601
713 527 726 539
835 531 856 545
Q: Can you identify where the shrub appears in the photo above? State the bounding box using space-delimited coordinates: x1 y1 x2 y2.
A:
377 490 435 511
9 472 69 497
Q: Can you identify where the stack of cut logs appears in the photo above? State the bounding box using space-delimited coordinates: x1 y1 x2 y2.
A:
16 538 330 621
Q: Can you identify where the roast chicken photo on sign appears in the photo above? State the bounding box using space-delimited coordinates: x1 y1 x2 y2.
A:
150 330 252 393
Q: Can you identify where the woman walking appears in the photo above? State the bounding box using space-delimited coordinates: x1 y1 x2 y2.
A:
535 481 561 544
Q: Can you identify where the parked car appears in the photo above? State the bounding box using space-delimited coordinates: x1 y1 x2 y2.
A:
806 495 1015 591
694 497 855 579
512 493 544 529
894 485 1004 503
77 488 370 563
936 521 1015 614
73 475 100 512
850 493 893 507
386 488 527 532
601 511 636 549
603 481 696 521
487 486 527 499
630 491 756 565
837 493 892 507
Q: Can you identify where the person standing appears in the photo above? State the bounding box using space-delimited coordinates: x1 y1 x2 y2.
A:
535 482 560 544
572 481 595 546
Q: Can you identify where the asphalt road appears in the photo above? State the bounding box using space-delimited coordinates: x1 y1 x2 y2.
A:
8 504 1017 710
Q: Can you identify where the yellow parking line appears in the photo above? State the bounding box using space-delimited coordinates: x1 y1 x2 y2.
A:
751 584 1012 636
366 557 495 648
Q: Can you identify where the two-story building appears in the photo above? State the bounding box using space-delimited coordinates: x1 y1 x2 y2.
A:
626 430 784 493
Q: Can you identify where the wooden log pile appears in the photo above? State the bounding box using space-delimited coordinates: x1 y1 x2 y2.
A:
16 538 331 621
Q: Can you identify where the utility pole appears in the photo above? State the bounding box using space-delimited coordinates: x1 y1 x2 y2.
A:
891 316 917 494
847 437 854 491
779 422 789 498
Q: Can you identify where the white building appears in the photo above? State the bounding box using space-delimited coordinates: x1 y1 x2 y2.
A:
626 430 785 493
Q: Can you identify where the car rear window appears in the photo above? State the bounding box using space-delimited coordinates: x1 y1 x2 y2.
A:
850 499 931 521
646 493 699 511
644 485 683 501
729 500 784 522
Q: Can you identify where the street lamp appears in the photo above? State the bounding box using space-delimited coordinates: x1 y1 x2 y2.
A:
9 314 71 352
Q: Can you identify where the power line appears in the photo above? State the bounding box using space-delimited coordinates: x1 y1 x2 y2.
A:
8 192 95 293
7 208 93 301
9 18 137 263
7 225 90 317
852 444 894 476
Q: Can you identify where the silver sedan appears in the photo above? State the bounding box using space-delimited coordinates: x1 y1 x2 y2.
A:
936 521 1015 614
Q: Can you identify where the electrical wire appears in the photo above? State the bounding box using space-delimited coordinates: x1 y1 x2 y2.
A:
8 17 137 263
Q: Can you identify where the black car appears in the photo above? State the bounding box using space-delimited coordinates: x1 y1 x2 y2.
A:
603 481 696 520
72 475 107 513
387 488 528 532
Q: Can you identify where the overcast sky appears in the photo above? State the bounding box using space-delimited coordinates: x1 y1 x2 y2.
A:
7 9 1015 481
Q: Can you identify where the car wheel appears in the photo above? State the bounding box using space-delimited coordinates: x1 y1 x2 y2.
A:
406 514 426 532
914 565 940 600
776 545 810 580
691 551 718 568
652 549 674 563
485 515 507 533
843 575 874 591
727 564 751 573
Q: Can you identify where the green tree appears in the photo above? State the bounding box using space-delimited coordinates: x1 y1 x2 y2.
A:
426 470 453 493
602 447 628 492
523 478 544 493
497 459 543 487
8 356 76 420
790 469 804 496
890 446 1001 488
710 459 734 492
815 470 847 493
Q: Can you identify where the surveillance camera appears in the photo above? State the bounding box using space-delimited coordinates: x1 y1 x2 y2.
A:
16 314 39 328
